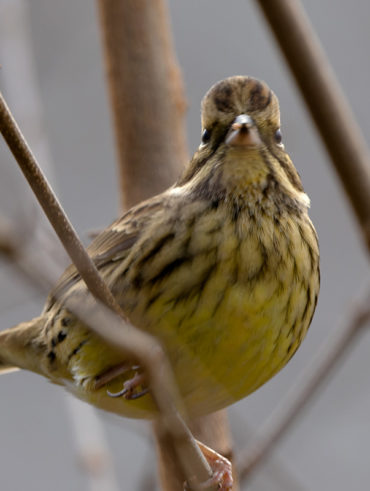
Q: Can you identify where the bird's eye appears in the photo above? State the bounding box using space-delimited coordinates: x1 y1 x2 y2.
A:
274 128 283 145
201 129 211 145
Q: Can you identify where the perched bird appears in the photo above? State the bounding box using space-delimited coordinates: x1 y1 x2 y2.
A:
0 76 319 419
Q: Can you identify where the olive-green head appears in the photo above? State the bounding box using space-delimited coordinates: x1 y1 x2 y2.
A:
178 76 307 208
201 75 281 149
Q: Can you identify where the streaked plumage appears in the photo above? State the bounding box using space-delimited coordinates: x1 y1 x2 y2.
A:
0 76 319 418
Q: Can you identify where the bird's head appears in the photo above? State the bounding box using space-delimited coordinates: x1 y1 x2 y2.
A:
178 76 309 210
201 75 281 150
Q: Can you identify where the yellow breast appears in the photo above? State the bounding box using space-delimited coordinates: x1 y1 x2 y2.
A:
53 208 319 419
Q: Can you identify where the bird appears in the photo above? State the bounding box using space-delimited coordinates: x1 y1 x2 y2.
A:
0 76 319 419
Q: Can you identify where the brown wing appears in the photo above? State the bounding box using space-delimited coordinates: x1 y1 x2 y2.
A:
45 194 165 308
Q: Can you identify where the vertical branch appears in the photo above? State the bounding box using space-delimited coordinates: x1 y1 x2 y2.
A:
97 0 188 209
153 421 189 491
97 1 237 489
255 0 370 249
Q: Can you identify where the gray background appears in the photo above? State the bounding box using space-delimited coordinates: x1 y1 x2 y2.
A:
0 1 369 490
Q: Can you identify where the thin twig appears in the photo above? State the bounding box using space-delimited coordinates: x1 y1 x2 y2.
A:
238 291 370 480
0 223 216 491
64 294 216 491
0 93 217 491
255 0 370 249
0 92 121 314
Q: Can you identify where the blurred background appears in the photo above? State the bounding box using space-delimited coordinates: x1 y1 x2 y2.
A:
0 1 369 490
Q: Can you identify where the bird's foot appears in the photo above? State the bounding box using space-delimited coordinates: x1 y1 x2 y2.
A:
94 363 148 400
186 441 233 491
106 370 148 400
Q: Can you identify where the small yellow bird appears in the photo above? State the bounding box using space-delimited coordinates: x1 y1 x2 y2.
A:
0 76 319 419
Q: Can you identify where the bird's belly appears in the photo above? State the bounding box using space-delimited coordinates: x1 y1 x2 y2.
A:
63 277 309 419
131 269 315 416
63 224 319 418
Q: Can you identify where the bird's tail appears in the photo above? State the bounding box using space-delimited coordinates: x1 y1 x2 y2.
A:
0 316 45 376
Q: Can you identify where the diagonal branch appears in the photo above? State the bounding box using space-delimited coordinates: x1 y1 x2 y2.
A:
0 92 121 314
255 0 370 249
0 92 218 491
239 0 370 481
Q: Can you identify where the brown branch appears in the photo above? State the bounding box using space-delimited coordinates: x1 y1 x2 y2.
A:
0 91 121 314
97 1 236 489
0 222 217 491
0 92 218 491
255 0 370 250
238 291 370 480
63 295 211 480
0 216 122 491
0 228 215 490
97 0 189 209
235 0 370 481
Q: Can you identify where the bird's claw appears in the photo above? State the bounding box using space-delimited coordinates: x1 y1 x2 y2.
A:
185 442 233 491
106 371 148 400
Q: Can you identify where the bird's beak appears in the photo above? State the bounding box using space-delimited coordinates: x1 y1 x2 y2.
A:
225 114 261 147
